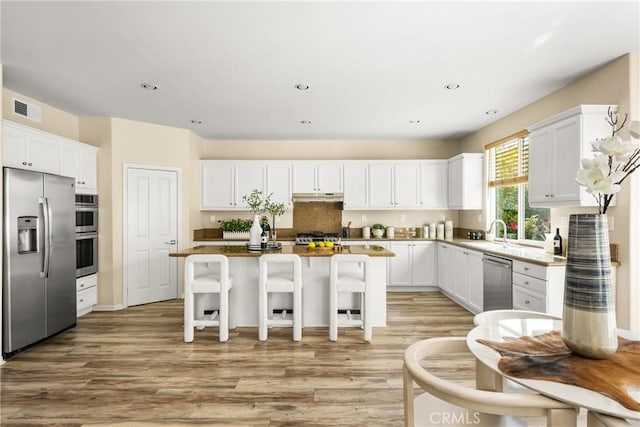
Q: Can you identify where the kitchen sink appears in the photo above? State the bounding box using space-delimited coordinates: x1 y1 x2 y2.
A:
462 241 552 260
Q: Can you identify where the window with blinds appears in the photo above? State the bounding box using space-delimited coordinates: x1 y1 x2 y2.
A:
485 130 529 188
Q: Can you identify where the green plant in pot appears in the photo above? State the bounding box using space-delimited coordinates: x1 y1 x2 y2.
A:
371 223 386 238
263 194 287 242
218 218 253 240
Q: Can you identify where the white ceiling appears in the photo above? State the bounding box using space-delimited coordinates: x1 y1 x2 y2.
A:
1 1 639 141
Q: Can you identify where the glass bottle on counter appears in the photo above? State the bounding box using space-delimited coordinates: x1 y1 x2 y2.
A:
553 228 563 255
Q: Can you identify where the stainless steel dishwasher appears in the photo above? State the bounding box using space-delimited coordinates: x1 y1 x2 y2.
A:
482 254 513 311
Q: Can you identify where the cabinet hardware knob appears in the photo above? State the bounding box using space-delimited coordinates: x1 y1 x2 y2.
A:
524 267 529 271
524 281 529 285
524 300 530 304
28 162 32 166
80 299 84 303
22 161 27 165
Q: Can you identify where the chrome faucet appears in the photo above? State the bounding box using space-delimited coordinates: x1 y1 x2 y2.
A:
487 219 509 246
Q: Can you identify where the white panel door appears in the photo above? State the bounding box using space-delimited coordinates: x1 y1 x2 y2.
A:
292 163 318 193
388 242 412 287
127 167 178 306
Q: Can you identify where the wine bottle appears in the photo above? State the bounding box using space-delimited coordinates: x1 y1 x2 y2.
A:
553 228 563 255
261 228 268 249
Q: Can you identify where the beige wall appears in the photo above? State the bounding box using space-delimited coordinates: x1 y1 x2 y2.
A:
2 88 80 141
92 118 198 307
458 53 637 329
202 139 458 161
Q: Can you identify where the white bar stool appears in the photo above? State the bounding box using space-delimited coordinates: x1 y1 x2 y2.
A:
258 254 302 341
183 254 233 343
329 254 372 342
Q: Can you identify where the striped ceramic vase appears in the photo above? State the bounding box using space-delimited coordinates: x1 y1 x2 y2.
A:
562 214 618 359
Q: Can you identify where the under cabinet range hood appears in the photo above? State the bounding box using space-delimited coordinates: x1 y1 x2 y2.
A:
292 192 344 202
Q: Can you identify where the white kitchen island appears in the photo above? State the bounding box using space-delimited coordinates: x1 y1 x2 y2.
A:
170 244 394 327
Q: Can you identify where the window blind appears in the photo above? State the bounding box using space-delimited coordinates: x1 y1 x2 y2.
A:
485 130 529 188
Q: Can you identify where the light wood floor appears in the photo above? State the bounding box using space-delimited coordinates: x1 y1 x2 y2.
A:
0 292 544 426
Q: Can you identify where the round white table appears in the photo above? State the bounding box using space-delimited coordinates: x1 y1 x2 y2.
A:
467 317 640 421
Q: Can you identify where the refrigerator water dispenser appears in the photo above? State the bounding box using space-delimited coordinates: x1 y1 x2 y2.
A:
17 216 38 254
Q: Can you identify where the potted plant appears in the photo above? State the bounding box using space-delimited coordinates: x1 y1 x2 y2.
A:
371 223 386 238
263 194 287 242
242 189 267 245
218 218 253 240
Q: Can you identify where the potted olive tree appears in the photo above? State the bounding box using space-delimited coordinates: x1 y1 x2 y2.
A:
263 195 287 243
242 189 288 246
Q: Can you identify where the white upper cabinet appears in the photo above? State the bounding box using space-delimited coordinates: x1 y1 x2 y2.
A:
368 162 420 209
201 161 266 210
59 142 98 194
447 153 483 210
343 163 369 209
2 120 60 174
292 162 343 194
3 120 97 194
527 105 613 208
266 163 293 208
368 163 395 208
419 160 448 209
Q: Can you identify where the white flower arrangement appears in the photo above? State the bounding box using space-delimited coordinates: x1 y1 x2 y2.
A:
576 107 640 214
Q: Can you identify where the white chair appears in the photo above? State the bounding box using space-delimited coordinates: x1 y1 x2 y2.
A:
403 336 578 427
473 309 561 392
258 254 302 341
183 254 233 343
473 309 561 326
587 411 633 427
329 254 372 342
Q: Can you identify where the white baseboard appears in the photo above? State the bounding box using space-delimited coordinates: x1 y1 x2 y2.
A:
93 304 126 312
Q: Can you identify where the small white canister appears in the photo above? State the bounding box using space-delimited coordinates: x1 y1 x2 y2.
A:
362 226 371 239
445 220 453 240
436 223 445 240
429 223 436 239
386 226 395 238
422 225 429 239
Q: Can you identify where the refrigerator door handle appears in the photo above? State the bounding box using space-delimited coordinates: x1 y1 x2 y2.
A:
39 197 51 278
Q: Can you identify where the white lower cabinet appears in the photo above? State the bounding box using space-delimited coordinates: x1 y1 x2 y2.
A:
512 260 565 317
388 241 436 289
77 274 98 317
437 243 483 314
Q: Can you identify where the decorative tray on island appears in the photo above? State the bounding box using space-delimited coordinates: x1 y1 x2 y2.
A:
246 242 282 252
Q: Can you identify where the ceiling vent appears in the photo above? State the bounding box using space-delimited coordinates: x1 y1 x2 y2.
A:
12 98 42 123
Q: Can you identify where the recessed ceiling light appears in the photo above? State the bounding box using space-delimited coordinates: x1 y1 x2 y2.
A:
190 120 202 125
409 120 421 124
140 83 158 91
444 83 460 90
485 109 498 115
295 84 310 90
300 120 312 124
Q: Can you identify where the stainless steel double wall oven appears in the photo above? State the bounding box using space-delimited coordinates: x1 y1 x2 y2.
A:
75 194 98 277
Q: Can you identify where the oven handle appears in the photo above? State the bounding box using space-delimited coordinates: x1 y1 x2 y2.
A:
76 232 98 240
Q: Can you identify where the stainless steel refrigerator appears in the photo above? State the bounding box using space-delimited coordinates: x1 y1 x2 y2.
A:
3 167 76 358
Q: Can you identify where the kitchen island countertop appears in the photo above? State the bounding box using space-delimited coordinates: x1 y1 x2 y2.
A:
169 244 394 258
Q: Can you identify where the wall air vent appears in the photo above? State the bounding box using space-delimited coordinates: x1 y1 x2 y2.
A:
12 98 42 123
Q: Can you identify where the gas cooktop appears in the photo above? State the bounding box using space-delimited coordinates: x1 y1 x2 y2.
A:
295 232 341 245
